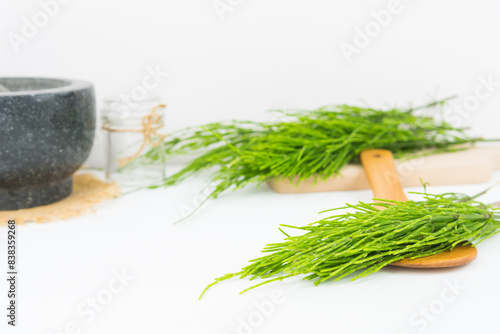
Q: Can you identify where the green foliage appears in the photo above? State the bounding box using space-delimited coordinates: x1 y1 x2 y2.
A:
200 192 500 298
138 97 480 204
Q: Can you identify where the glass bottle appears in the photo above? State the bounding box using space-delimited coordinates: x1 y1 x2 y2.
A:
101 94 166 187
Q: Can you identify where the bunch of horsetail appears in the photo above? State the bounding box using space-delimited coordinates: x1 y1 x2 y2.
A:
130 96 486 219
199 191 500 298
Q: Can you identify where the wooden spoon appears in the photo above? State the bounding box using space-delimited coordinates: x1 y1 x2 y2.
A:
359 149 477 268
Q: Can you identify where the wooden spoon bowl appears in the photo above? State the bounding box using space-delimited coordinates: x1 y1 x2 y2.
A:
360 149 477 268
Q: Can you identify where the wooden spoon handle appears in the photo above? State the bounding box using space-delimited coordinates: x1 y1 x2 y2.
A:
360 149 408 202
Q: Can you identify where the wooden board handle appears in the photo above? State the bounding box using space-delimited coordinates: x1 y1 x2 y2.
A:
360 149 408 202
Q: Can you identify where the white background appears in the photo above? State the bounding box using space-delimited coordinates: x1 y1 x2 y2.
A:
1 0 500 333
1 0 500 166
2 173 500 334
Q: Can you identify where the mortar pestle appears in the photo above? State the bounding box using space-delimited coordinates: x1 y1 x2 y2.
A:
0 78 95 210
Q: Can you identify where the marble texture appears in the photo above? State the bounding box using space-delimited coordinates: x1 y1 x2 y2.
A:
0 78 95 210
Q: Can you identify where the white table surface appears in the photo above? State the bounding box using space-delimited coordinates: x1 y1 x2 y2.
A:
2 167 500 334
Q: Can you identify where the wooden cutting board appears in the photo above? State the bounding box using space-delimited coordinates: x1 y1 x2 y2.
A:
268 146 500 194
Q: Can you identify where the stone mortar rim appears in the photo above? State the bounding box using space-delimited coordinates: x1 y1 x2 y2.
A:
0 77 93 97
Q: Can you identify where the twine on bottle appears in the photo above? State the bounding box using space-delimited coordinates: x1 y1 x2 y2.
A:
102 104 166 167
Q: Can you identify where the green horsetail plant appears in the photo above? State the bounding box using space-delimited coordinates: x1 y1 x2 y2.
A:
199 192 500 298
131 96 486 219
